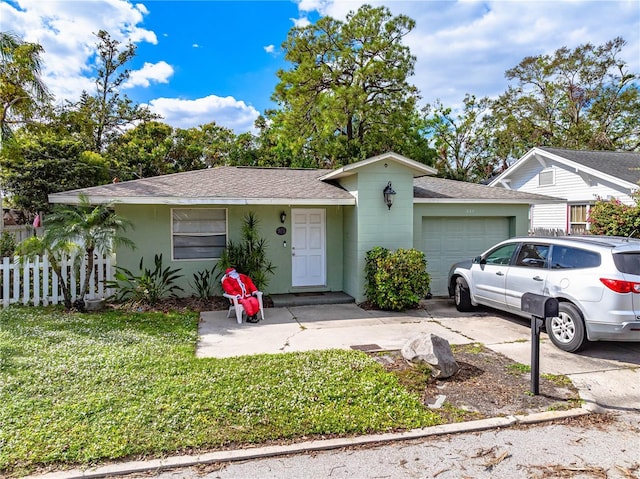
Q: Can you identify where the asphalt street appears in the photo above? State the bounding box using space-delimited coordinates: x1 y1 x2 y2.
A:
142 412 640 479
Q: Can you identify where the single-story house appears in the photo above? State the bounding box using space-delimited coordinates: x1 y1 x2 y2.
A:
489 147 640 235
49 152 558 299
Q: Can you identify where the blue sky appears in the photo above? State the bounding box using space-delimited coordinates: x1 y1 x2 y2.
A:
2 0 639 134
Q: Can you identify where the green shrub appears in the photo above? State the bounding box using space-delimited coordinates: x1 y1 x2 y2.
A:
588 193 640 237
190 266 219 300
365 246 430 311
106 254 184 305
0 231 17 257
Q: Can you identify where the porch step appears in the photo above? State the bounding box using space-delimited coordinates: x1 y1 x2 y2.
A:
269 291 355 307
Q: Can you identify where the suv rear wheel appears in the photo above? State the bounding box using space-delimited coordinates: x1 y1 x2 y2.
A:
545 303 587 352
454 277 473 312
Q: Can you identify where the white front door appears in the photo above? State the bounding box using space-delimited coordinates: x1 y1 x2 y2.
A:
292 208 326 287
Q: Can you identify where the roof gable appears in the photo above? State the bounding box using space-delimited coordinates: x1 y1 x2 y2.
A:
319 151 437 181
490 147 640 189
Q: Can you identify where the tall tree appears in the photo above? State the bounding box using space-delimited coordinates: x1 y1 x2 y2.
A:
269 5 431 167
74 30 158 152
490 37 640 162
0 32 50 143
106 120 175 180
0 125 111 214
425 95 499 182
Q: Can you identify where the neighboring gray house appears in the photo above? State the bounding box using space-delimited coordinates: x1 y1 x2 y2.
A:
49 152 556 299
489 147 640 235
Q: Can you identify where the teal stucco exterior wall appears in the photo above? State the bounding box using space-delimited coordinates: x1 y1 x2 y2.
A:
114 203 345 296
337 161 416 302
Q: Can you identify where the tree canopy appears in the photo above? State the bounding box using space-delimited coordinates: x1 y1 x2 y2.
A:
490 37 639 162
2 23 638 204
269 4 433 167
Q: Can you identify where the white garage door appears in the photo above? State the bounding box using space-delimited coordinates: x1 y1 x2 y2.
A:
422 217 510 297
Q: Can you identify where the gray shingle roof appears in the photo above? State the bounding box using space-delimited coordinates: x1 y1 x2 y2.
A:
49 165 560 205
539 147 640 185
414 176 560 202
50 166 354 203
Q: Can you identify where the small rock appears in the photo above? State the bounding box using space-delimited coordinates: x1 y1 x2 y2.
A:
401 333 459 378
427 394 447 409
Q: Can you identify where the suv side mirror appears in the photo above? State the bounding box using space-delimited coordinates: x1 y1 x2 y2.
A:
473 255 485 264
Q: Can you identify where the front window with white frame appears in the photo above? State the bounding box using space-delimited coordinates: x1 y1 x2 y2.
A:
172 208 227 260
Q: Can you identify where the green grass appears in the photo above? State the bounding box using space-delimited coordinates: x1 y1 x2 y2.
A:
0 307 442 477
541 372 573 387
506 362 531 375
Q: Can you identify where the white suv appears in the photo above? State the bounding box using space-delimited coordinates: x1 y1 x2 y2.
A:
448 236 640 352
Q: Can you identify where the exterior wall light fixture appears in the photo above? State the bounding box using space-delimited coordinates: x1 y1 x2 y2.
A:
383 181 396 210
280 211 287 223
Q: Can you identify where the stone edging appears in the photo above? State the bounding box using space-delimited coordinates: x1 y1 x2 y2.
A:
26 408 590 479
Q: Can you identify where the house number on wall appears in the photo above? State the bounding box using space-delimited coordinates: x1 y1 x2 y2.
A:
466 209 476 214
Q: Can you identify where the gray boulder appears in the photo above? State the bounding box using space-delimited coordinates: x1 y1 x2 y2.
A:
401 333 459 378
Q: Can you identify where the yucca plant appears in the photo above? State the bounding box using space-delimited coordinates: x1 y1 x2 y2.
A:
218 212 275 291
190 265 219 300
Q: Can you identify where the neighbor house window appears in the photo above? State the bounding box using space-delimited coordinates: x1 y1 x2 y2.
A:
172 208 227 260
569 204 588 235
538 168 555 186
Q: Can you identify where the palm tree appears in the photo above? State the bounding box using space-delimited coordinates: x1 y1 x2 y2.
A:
17 234 80 310
45 194 135 308
18 194 135 309
0 32 51 143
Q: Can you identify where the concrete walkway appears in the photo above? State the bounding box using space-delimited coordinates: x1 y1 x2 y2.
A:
198 299 640 412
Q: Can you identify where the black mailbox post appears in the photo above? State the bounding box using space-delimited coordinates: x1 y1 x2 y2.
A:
521 293 559 395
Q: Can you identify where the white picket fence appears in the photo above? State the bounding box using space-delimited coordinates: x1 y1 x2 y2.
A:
0 254 115 307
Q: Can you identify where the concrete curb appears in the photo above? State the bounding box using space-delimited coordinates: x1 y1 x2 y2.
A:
26 408 590 479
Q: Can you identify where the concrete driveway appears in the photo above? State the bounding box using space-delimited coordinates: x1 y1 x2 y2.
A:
198 299 640 413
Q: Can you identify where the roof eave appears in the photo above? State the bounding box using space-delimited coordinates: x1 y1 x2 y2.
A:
413 198 561 204
489 147 640 190
48 195 356 206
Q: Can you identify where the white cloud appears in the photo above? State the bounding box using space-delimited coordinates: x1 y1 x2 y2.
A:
291 16 311 28
147 95 260 133
298 0 640 111
2 0 637 135
1 0 157 102
123 61 174 88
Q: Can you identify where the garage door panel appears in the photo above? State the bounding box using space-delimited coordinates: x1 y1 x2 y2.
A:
422 217 510 297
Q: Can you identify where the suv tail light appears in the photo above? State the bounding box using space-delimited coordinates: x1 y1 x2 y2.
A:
600 278 640 293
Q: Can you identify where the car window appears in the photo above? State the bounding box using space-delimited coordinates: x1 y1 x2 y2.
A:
613 253 640 275
550 245 601 269
484 243 518 265
515 243 550 268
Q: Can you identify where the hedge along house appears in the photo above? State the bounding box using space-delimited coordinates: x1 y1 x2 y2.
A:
48 152 558 301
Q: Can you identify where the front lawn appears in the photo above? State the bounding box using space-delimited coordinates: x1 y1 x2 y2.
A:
0 307 442 477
